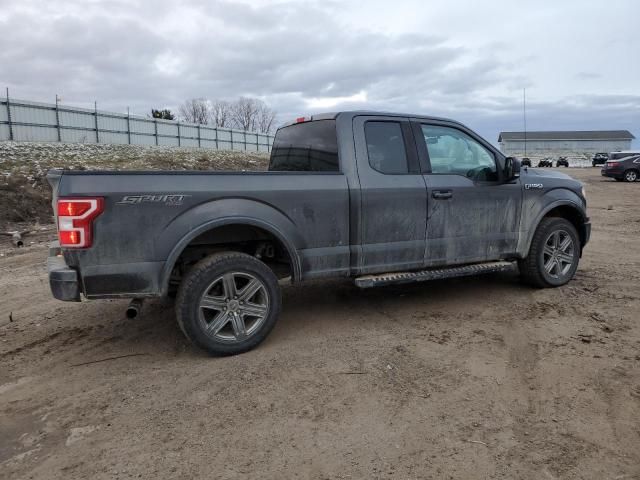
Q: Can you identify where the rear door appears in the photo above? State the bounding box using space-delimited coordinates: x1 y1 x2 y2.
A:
412 120 521 266
352 115 428 274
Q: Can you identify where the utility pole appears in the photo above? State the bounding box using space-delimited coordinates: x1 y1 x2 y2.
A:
55 94 62 142
6 87 13 141
523 88 527 157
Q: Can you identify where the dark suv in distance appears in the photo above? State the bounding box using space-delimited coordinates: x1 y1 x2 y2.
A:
592 153 608 167
601 154 640 182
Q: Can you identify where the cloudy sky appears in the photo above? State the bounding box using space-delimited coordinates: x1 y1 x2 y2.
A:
1 0 638 144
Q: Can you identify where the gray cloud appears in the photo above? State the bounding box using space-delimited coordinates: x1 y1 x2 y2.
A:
0 0 637 145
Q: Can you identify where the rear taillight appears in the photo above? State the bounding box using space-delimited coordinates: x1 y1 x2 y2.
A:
57 197 104 248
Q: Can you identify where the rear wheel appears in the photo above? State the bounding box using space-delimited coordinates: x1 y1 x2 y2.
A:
623 170 638 182
519 218 580 288
176 252 281 356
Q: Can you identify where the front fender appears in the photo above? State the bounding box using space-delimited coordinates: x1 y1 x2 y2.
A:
517 188 587 257
157 198 305 293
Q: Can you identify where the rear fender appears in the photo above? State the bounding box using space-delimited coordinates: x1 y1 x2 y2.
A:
158 198 305 294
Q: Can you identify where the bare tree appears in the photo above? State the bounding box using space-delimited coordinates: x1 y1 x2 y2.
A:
229 97 277 133
178 98 210 124
229 97 259 131
210 100 232 128
177 96 276 132
255 102 277 134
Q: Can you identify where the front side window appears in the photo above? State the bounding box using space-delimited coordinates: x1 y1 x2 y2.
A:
421 125 498 181
365 121 408 174
269 120 339 172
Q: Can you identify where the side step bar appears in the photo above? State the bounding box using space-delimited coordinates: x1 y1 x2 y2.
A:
355 261 514 288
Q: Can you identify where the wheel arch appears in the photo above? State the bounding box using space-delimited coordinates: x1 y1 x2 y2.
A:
160 217 302 295
157 198 306 295
520 200 589 258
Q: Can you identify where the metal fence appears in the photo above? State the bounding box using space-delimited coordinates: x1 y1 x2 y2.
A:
0 96 274 152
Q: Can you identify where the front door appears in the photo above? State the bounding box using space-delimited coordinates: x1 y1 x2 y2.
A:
353 115 428 274
412 121 522 266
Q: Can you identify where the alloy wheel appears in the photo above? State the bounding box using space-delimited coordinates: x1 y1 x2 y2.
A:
198 272 269 343
542 229 575 279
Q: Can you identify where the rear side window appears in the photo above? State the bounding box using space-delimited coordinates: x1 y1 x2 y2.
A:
611 152 640 160
365 121 408 174
269 120 339 171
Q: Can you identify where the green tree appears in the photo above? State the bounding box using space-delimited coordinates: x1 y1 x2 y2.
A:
151 109 175 120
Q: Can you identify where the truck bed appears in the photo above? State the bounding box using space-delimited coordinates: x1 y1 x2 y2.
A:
48 169 351 297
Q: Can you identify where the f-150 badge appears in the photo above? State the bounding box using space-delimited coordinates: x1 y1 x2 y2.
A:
524 184 544 190
117 194 189 205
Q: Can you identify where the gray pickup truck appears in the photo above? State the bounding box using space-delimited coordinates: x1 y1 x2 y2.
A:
47 111 590 355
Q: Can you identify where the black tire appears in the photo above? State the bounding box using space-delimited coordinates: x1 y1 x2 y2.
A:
518 217 580 288
623 169 638 182
175 252 281 356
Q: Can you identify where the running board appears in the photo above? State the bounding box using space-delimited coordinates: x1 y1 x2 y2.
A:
355 261 514 288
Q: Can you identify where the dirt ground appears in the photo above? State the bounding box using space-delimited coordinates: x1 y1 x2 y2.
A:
1 168 639 479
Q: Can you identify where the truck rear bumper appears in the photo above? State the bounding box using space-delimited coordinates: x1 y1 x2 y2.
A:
48 242 81 302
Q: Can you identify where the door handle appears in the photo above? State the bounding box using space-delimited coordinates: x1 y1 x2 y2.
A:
432 190 453 199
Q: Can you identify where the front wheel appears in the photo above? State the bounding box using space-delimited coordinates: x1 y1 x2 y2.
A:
176 252 281 356
518 218 580 288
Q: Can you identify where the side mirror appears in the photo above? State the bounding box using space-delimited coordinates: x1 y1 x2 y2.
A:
504 156 520 180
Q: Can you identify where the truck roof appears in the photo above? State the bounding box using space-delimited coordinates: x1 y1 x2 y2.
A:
279 111 464 129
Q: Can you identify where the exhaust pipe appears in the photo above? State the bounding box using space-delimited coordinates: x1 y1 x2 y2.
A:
126 298 144 319
12 233 24 248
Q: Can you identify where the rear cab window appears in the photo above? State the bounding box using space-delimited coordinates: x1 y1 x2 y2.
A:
269 120 339 172
364 121 409 174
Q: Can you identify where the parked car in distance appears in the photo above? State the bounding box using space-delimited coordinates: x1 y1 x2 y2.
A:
47 111 590 356
556 157 569 168
537 158 553 167
521 157 531 167
601 154 640 182
592 153 608 167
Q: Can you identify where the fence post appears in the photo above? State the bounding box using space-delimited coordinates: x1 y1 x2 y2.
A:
177 122 181 147
243 131 247 151
55 94 62 142
6 88 13 141
256 134 259 152
197 124 201 148
126 107 131 144
154 118 158 145
94 101 99 143
231 131 234 151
